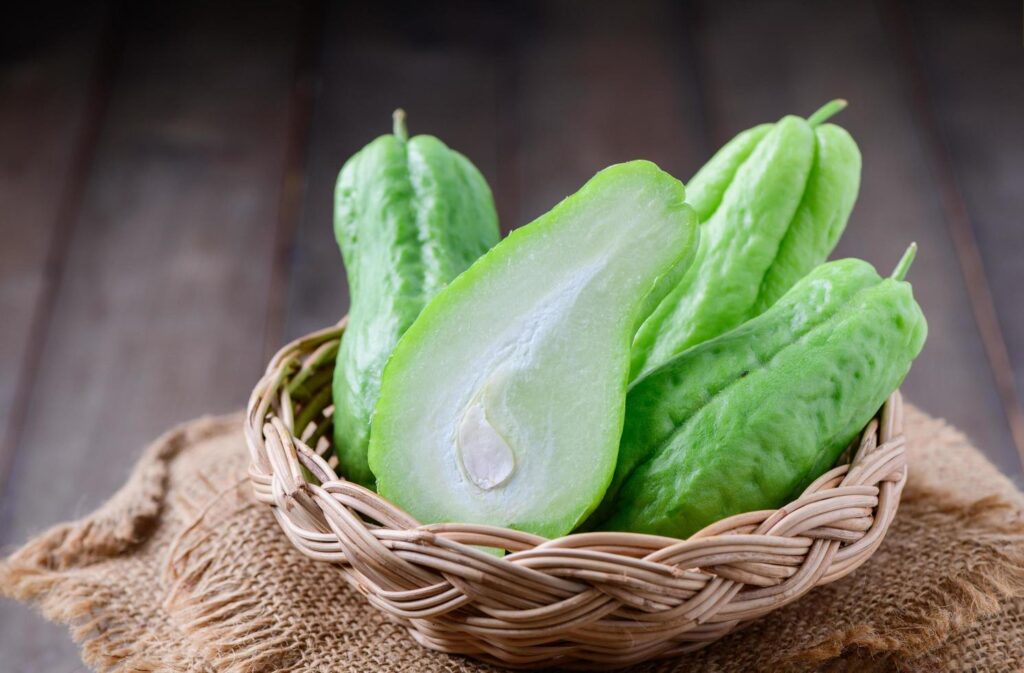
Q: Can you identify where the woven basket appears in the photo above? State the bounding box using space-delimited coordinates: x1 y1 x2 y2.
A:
246 320 908 670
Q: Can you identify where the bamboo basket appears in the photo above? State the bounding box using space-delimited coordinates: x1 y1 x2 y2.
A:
246 319 908 670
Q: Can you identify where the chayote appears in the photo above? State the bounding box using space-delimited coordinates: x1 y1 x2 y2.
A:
631 100 862 379
332 111 500 486
595 246 927 538
368 161 699 539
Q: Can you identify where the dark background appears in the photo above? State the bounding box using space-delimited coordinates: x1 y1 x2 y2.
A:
1 1 1022 669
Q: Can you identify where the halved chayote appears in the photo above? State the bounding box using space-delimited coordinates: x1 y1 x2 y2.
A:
596 247 927 538
332 112 500 486
631 100 862 378
368 161 698 538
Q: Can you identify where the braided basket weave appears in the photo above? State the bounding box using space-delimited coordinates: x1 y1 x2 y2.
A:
246 320 908 670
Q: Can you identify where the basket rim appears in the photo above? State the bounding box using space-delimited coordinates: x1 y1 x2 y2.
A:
243 319 908 669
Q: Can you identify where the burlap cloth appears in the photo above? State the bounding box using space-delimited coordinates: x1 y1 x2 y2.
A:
2 404 1023 672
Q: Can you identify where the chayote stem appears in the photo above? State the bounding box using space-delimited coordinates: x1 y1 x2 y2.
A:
891 242 918 281
807 99 848 126
393 108 408 141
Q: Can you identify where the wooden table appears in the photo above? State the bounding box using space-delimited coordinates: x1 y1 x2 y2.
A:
1 1 1022 670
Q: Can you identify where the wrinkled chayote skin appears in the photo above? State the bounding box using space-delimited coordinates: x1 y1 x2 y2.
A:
332 111 499 486
630 100 862 379
596 247 927 538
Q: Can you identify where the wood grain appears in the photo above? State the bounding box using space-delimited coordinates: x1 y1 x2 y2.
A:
0 8 113 506
693 0 1021 480
511 0 707 224
0 10 116 673
0 1 306 669
897 0 1024 467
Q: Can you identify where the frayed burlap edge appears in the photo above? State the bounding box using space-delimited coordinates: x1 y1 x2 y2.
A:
156 430 1024 672
780 487 1024 671
163 551 302 673
3 410 1024 673
154 491 1024 673
160 497 302 673
0 414 240 673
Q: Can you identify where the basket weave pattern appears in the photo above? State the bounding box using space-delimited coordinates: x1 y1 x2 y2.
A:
246 321 908 670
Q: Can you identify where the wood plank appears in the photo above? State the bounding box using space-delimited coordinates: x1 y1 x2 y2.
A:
0 2 308 669
512 0 707 224
0 7 112 506
282 1 508 342
693 0 1020 479
0 9 115 673
259 0 323 358
896 0 1024 471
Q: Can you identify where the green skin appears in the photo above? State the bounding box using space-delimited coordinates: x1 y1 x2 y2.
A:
332 112 499 486
598 249 927 538
630 100 862 379
368 161 698 539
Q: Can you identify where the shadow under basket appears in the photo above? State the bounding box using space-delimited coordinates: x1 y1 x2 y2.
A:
246 320 908 670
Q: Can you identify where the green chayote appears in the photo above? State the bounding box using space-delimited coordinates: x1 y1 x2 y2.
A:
369 161 698 538
332 111 499 486
595 247 927 538
630 100 862 379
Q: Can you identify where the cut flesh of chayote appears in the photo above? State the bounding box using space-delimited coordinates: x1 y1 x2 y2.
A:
368 161 699 539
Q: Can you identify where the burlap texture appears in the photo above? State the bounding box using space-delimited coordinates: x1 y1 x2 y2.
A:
2 405 1023 672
